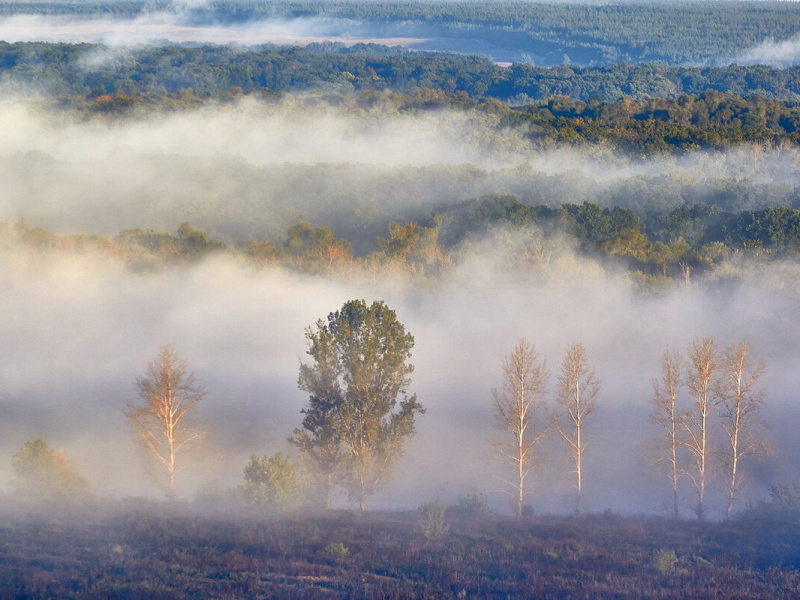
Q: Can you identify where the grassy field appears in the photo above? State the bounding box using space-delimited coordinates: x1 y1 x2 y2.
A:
0 500 799 599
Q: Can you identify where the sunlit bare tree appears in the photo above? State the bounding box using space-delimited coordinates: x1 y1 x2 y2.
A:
553 343 599 514
125 345 206 498
719 342 773 518
492 338 550 517
683 337 719 520
651 348 684 518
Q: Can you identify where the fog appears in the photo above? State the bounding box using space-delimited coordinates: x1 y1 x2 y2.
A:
0 98 797 248
0 9 784 67
1 95 799 517
737 34 800 68
0 13 419 47
2 230 800 516
0 12 434 53
0 11 549 64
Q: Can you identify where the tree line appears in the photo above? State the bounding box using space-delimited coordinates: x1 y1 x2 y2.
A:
651 341 772 520
9 193 800 289
9 299 775 521
73 86 800 155
74 87 800 156
491 337 771 520
5 0 800 66
9 300 424 513
8 40 800 103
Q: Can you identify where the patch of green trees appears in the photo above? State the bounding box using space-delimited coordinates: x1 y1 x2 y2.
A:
11 437 90 502
5 1 800 66
9 194 800 288
7 40 800 103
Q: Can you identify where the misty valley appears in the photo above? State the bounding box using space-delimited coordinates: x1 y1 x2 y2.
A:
2 0 800 598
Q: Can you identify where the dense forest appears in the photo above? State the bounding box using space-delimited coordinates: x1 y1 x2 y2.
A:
3 0 800 65
70 86 800 152
6 42 800 102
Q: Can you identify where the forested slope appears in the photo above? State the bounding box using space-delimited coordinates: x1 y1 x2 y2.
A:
5 42 800 102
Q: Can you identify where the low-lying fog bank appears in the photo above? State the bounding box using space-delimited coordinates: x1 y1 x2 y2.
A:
0 97 798 517
0 14 426 47
0 98 797 249
0 246 798 517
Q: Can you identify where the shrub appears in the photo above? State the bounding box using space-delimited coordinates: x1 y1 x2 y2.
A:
321 542 350 558
241 453 302 511
12 437 90 502
448 493 491 520
418 499 450 540
653 549 678 575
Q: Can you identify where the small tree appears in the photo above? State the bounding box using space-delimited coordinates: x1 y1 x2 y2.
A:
125 345 206 499
651 348 684 518
242 452 302 511
284 222 352 272
684 337 720 520
492 338 549 517
291 299 424 510
719 342 773 518
12 437 89 501
553 343 599 514
376 221 449 277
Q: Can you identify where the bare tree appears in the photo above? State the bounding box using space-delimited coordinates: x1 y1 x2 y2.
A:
719 342 773 518
553 343 599 514
683 337 719 520
651 348 684 518
125 345 206 498
492 338 549 517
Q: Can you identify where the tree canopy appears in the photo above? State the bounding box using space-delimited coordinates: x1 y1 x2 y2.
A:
12 437 89 502
242 452 302 511
291 299 424 510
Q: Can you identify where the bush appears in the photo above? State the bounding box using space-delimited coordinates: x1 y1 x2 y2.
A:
321 542 349 558
241 453 302 511
653 549 678 575
12 437 90 502
418 499 450 540
448 493 492 520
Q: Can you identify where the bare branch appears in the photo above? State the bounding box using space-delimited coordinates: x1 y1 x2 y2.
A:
651 347 684 518
553 342 599 514
682 337 720 520
491 338 549 517
124 345 206 499
719 342 774 518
